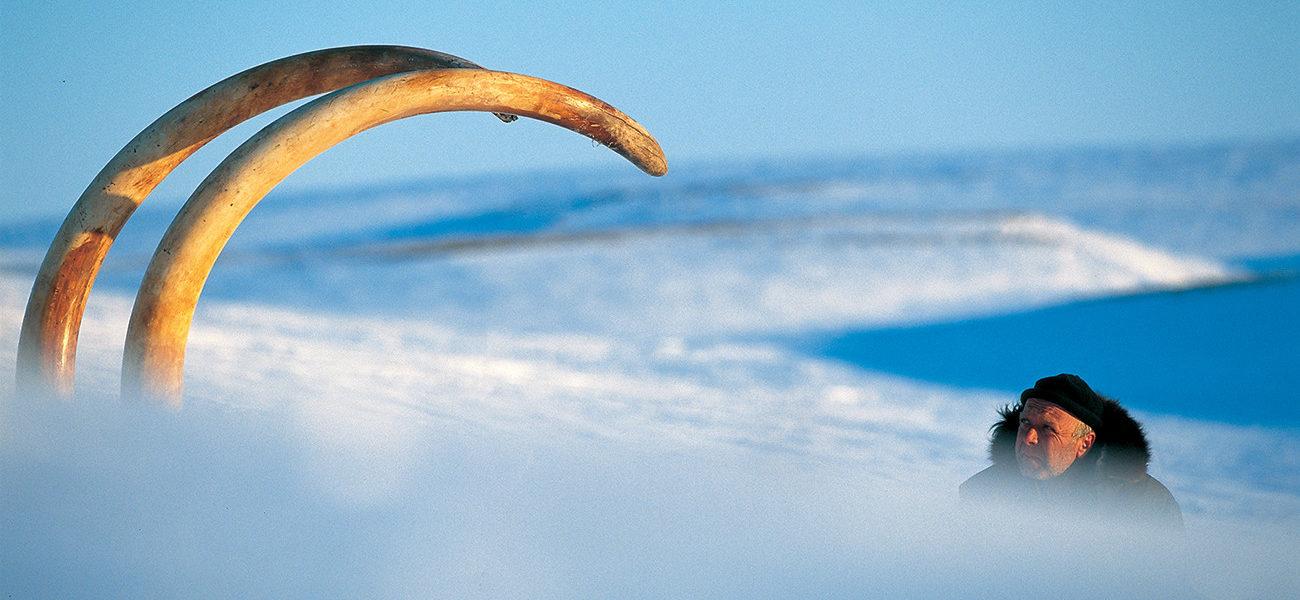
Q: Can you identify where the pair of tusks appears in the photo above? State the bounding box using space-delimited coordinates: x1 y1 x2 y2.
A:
16 45 666 405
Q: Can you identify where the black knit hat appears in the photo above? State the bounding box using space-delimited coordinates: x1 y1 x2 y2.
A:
1020 373 1104 431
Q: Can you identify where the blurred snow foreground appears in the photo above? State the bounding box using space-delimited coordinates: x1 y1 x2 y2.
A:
3 145 1300 597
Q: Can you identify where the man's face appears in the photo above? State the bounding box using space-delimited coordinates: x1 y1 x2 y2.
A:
1014 398 1096 480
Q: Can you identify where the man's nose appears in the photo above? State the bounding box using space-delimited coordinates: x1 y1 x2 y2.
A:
1024 428 1038 445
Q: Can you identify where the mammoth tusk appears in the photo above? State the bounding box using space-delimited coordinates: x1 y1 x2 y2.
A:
122 68 667 405
17 45 509 398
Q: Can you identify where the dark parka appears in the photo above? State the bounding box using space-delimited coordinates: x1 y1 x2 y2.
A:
960 397 1183 530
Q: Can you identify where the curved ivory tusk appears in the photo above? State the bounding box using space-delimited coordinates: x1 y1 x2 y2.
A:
122 68 666 405
17 45 510 398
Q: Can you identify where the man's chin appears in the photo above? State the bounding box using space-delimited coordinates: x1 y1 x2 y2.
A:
1016 458 1052 480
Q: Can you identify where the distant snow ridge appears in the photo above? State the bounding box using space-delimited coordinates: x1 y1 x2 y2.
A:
997 214 1234 290
0 212 1237 392
189 212 1235 337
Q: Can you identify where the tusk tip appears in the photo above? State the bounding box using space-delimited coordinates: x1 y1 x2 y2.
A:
629 144 668 177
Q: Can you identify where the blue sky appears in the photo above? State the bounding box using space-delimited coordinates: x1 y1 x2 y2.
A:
2 0 1297 220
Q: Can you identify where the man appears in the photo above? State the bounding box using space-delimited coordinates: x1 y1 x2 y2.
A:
960 373 1183 529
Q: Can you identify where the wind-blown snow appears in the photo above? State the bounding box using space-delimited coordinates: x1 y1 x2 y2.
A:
3 141 1298 597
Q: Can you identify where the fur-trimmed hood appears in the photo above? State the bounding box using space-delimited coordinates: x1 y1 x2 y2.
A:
988 396 1153 482
964 395 1183 529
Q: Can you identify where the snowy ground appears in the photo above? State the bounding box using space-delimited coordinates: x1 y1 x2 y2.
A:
3 140 1298 597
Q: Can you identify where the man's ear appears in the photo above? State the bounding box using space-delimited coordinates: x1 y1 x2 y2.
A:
1076 431 1097 458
